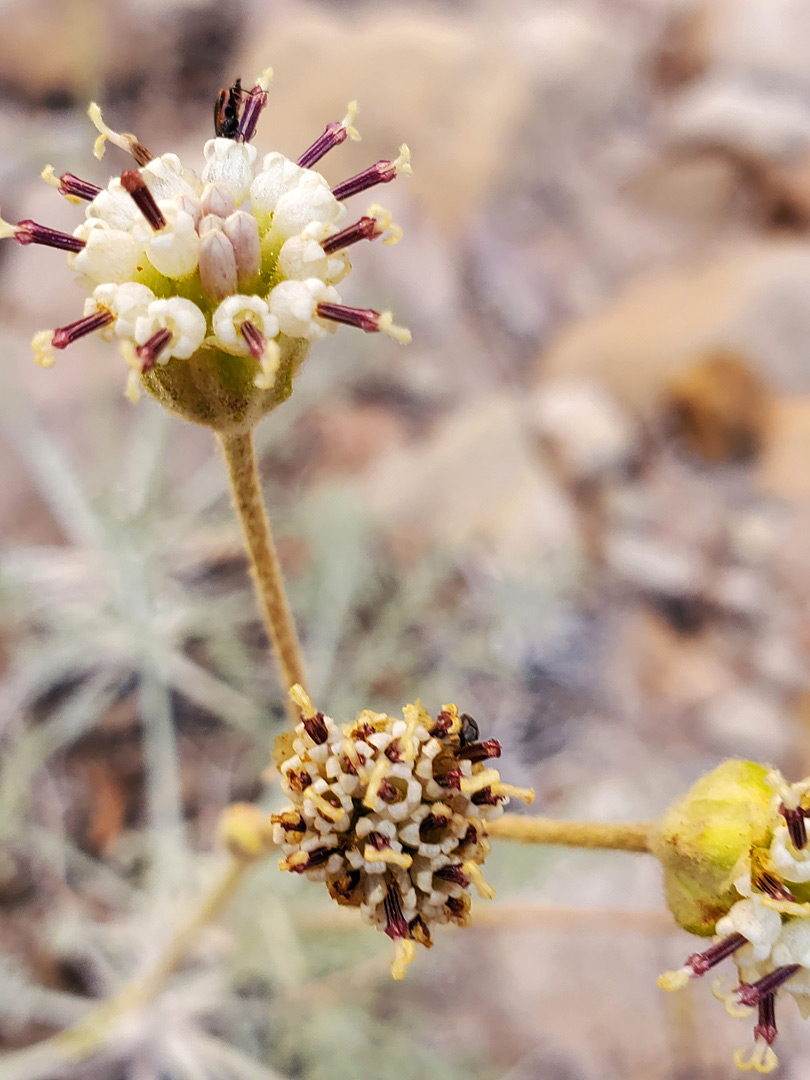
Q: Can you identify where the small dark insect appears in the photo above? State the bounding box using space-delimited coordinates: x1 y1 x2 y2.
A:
214 78 243 139
459 713 480 747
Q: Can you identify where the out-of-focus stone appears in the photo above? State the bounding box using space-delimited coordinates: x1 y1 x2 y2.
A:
353 394 582 578
666 350 772 462
542 240 810 407
533 378 640 484
759 397 810 500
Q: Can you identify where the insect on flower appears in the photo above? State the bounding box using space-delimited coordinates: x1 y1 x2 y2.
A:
1 68 413 434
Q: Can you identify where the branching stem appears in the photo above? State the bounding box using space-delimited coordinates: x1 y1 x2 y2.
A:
487 814 656 853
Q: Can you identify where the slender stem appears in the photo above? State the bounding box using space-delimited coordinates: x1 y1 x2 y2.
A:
486 813 656 853
218 429 306 721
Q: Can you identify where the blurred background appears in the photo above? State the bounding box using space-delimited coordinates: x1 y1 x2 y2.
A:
2 0 810 1076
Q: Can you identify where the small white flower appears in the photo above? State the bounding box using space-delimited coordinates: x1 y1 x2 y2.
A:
771 822 810 882
268 278 340 339
70 224 143 285
249 152 306 218
269 174 345 240
212 295 278 356
144 202 200 279
92 282 155 338
135 298 206 361
716 899 782 962
141 153 201 201
202 138 257 204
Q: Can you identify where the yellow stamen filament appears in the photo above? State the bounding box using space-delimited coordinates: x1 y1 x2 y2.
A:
342 739 369 781
393 144 413 176
490 782 536 805
464 861 495 900
342 100 361 142
30 330 56 369
391 938 416 980
733 1039 778 1074
656 968 691 992
120 341 142 402
363 844 413 869
0 214 17 240
256 67 274 92
440 703 461 735
253 338 281 390
366 203 402 246
303 786 345 823
400 703 422 761
363 757 390 809
88 102 150 163
290 682 316 720
377 311 411 345
762 897 810 917
460 769 502 795
712 978 754 1019
279 850 310 872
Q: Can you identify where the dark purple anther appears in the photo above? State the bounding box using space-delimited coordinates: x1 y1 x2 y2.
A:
780 804 808 850
301 710 328 745
684 932 747 977
383 885 409 940
435 769 462 790
58 173 102 201
316 302 384 333
121 170 166 231
136 328 173 373
237 84 269 143
471 787 500 806
298 121 351 170
13 219 85 252
367 832 389 851
52 309 113 349
755 994 778 1046
378 779 399 803
756 873 797 903
737 965 801 1007
321 216 381 255
332 157 402 202
290 847 337 874
458 739 502 763
434 865 471 888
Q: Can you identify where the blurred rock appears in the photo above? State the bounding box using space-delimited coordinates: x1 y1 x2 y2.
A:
666 350 772 462
542 240 810 407
759 397 810 500
533 377 640 484
354 393 582 576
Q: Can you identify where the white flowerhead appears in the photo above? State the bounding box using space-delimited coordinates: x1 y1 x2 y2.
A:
5 71 412 433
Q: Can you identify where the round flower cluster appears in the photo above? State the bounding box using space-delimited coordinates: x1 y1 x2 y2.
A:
272 686 534 978
0 72 411 432
658 766 810 1074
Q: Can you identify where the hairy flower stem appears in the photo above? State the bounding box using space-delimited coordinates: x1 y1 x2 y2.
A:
487 814 655 853
219 429 306 722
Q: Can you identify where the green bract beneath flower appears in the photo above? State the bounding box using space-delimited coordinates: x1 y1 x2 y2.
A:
655 761 810 1073
5 73 412 434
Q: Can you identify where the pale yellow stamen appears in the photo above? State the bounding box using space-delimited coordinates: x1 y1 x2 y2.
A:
303 786 345 823
400 703 422 761
342 739 369 781
733 1039 778 1074
0 213 17 240
120 342 142 403
656 967 691 992
40 164 81 204
712 978 754 1019
366 203 402 246
363 757 390 809
377 311 411 345
253 338 281 390
491 782 536 805
440 703 461 735
279 850 310 872
762 897 810 917
464 860 495 900
290 683 316 720
393 144 413 176
460 769 502 796
391 938 416 980
31 330 56 368
363 844 412 869
256 67 274 92
341 100 361 142
87 102 148 163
